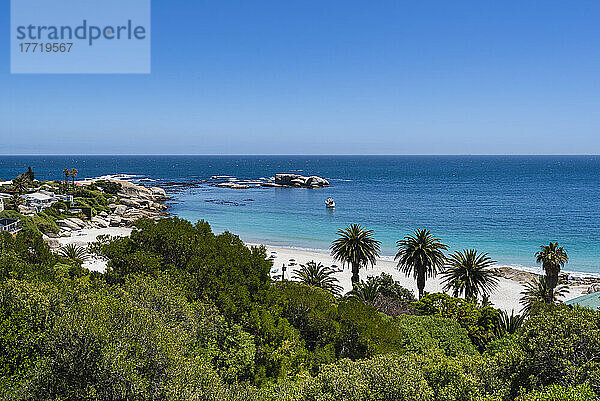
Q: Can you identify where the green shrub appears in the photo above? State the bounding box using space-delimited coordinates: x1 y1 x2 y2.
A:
515 384 598 401
394 315 477 356
95 180 122 195
515 304 600 395
414 293 499 350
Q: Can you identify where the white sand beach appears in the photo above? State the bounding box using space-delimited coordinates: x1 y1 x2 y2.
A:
253 243 589 313
54 227 132 273
50 227 588 313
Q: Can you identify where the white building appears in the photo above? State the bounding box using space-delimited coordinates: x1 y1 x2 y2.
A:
22 192 56 212
0 193 10 212
21 190 74 213
0 218 20 235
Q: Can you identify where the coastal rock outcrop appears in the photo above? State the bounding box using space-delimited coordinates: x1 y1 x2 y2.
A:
274 174 330 188
216 182 250 189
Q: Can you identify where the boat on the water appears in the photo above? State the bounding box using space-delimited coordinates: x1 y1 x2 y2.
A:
325 198 335 208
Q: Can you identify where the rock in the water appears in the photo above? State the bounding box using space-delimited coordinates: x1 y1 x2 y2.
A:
585 283 600 294
306 176 330 186
216 182 250 189
275 173 329 188
151 187 167 200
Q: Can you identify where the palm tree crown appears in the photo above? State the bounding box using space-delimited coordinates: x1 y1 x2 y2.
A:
347 277 381 304
70 168 78 189
293 260 343 295
12 175 27 195
441 249 498 300
330 224 381 287
395 228 447 299
58 244 90 262
63 169 70 193
520 276 568 314
535 242 568 303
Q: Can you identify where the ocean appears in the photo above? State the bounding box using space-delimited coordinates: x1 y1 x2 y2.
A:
1 155 599 275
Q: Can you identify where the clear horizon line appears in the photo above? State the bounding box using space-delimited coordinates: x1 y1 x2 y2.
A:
1 153 600 157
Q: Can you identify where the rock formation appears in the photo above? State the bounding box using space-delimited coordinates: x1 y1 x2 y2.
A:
273 174 330 188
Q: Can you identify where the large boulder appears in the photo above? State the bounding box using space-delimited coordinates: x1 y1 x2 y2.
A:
306 176 329 186
113 205 127 216
290 178 307 186
115 180 154 198
274 173 329 188
91 216 110 228
66 218 86 228
121 198 141 208
56 219 80 231
275 174 302 186
151 187 167 200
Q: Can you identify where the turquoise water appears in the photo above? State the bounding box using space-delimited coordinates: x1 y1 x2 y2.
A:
1 155 599 274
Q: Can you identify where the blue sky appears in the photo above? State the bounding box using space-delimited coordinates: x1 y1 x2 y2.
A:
1 1 599 154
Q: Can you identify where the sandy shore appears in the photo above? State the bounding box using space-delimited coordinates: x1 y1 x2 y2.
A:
50 227 588 312
251 243 588 313
54 227 132 273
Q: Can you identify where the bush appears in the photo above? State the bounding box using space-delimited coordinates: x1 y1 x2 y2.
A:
95 180 122 195
414 293 500 350
515 384 598 401
515 304 600 395
394 315 477 357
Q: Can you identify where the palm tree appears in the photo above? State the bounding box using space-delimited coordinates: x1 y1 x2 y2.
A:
440 249 499 300
293 260 343 295
12 175 27 195
58 244 89 262
330 224 381 287
70 168 78 190
395 228 447 299
63 169 70 193
535 242 568 303
7 194 25 210
347 276 381 304
520 276 568 314
495 310 525 336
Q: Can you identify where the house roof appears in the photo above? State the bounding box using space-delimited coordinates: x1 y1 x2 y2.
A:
565 292 600 310
24 192 54 201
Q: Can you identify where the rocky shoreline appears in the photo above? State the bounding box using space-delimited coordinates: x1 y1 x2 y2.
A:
491 266 600 294
44 180 169 248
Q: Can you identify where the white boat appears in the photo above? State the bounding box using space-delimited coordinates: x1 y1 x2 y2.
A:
325 198 335 208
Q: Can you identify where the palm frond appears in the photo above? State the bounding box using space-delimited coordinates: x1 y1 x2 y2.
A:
330 224 381 285
520 276 568 314
440 249 498 300
495 310 525 336
58 244 90 262
293 260 343 295
394 228 447 298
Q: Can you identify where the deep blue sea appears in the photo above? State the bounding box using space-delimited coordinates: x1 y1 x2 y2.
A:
1 155 599 274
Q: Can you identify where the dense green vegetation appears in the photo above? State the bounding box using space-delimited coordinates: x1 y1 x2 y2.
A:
0 217 598 400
